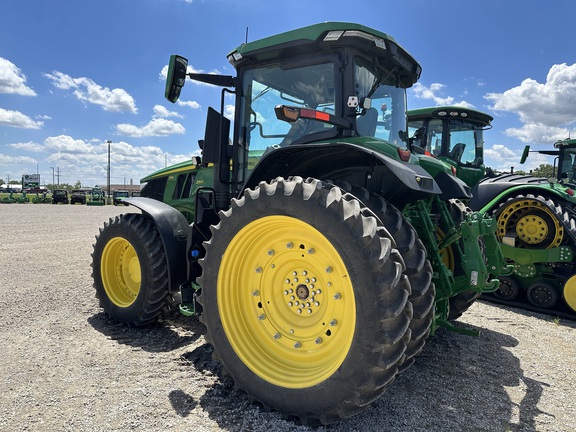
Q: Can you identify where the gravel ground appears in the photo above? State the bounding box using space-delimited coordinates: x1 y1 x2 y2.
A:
0 204 575 432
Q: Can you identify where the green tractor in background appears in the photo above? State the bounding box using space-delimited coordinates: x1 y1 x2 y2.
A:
407 106 576 319
87 186 106 206
91 23 508 424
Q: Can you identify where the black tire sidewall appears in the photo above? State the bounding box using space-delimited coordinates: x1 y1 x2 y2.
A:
93 214 165 324
201 181 409 419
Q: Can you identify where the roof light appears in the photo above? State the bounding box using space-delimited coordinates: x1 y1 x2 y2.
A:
324 31 344 41
324 30 387 49
450 111 458 117
438 111 447 116
461 112 468 118
227 51 243 64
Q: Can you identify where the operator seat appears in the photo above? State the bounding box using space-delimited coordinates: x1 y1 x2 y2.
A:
356 108 378 137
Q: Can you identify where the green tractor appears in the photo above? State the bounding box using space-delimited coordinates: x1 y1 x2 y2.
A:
91 23 507 424
407 106 576 319
87 186 106 206
471 140 576 318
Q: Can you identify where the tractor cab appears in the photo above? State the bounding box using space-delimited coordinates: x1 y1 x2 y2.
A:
165 23 423 209
408 106 493 188
521 139 576 187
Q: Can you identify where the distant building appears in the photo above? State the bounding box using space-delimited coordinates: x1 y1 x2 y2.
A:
0 183 23 192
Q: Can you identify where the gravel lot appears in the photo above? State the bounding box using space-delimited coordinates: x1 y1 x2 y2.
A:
0 203 575 432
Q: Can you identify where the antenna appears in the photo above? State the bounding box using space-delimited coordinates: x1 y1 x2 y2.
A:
245 27 249 44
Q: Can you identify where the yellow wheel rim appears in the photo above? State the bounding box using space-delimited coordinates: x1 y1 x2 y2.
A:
218 215 355 388
564 275 576 313
516 214 548 244
101 237 141 307
497 199 563 248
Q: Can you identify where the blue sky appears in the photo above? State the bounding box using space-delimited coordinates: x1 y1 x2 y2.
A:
2 0 576 187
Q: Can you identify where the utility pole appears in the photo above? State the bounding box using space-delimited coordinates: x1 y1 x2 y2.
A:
50 167 54 189
106 140 112 204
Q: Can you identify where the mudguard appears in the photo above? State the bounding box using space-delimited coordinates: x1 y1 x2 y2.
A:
243 142 442 201
123 197 190 294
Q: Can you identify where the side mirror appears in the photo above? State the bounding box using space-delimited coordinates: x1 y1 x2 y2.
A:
165 55 188 103
520 145 530 164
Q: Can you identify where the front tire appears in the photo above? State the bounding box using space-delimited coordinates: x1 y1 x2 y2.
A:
199 177 412 424
92 213 170 326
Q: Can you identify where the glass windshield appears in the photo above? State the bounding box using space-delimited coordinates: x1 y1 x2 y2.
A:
354 56 407 145
448 119 484 166
241 62 335 152
559 146 576 183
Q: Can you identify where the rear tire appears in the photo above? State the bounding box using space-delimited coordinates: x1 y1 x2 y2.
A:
199 177 412 424
92 213 170 326
333 182 434 371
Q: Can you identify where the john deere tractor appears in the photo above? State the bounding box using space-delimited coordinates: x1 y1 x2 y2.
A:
91 23 507 424
471 140 576 318
407 106 576 319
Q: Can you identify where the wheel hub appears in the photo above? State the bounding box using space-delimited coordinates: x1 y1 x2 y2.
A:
217 215 355 388
516 215 547 244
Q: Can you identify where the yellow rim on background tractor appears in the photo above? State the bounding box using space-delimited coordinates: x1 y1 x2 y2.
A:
217 216 356 389
497 198 563 248
563 275 576 313
100 237 141 307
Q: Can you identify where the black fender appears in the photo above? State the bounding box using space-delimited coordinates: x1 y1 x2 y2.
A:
434 171 472 200
469 173 550 211
123 197 190 294
244 142 441 204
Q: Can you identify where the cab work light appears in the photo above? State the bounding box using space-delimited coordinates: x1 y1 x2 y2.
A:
274 105 350 128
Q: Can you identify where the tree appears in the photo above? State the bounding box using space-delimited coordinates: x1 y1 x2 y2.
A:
531 164 555 178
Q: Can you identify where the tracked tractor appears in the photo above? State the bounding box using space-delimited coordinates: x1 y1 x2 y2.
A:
91 23 506 424
471 140 576 318
407 106 576 319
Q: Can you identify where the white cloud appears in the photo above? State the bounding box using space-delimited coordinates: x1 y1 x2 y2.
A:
484 143 552 172
1 134 193 187
177 100 201 109
0 57 36 96
0 108 43 129
115 118 186 137
224 104 235 120
9 141 45 152
153 104 184 118
485 63 576 143
0 152 37 164
43 71 137 113
44 135 95 153
503 123 569 144
410 82 473 108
